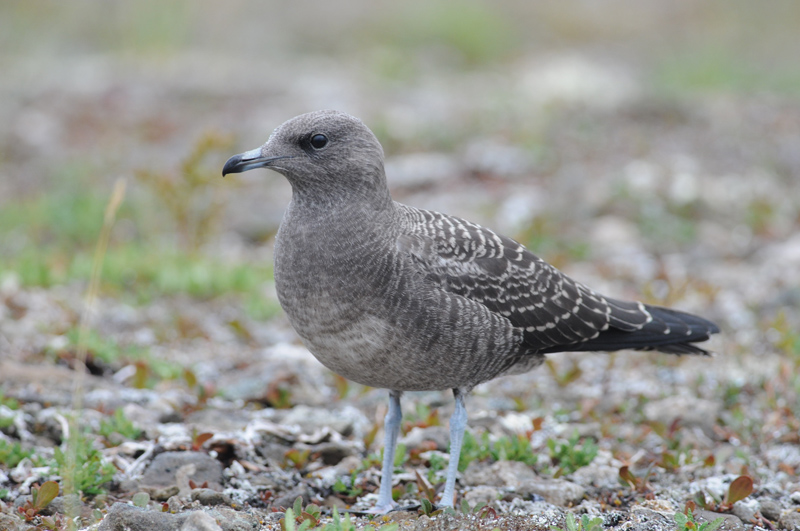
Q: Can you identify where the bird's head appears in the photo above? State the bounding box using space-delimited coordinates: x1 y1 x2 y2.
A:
223 110 388 203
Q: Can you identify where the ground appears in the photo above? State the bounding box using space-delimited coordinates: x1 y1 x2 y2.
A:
0 2 799 530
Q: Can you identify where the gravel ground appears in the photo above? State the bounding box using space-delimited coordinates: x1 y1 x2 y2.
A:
1 3 800 530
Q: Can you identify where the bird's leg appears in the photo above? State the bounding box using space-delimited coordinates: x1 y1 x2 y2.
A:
372 390 402 513
440 388 467 508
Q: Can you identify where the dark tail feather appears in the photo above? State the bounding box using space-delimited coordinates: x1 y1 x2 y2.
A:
540 304 719 356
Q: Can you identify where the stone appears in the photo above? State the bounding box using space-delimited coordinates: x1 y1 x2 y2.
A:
780 510 800 531
140 452 224 490
98 502 190 531
517 478 586 507
461 460 537 487
463 485 502 507
191 488 232 507
732 498 759 524
760 499 783 521
694 509 745 531
180 511 223 531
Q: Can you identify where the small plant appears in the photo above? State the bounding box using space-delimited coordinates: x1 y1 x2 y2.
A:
458 431 537 472
618 465 654 498
547 431 598 477
332 472 363 499
0 439 33 468
281 501 399 531
454 500 497 519
98 408 142 445
550 512 603 531
402 403 441 434
17 481 60 526
694 475 754 512
137 130 235 252
674 506 724 531
54 430 117 496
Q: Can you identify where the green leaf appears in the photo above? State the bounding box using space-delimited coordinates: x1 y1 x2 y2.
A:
703 517 726 531
461 499 471 514
132 492 150 507
565 512 578 531
33 481 59 511
674 512 688 526
725 475 753 504
293 496 303 518
282 509 295 531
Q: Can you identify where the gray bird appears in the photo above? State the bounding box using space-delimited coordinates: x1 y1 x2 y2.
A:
222 110 719 512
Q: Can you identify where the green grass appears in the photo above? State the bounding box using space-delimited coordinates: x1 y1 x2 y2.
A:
0 439 33 468
458 431 537 472
53 429 116 496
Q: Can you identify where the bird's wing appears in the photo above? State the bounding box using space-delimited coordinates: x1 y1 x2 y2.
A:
396 204 717 355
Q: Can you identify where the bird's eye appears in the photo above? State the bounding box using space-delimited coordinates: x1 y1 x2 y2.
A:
309 134 328 149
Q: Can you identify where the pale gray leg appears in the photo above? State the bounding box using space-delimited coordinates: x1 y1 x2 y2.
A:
441 388 467 508
373 390 402 512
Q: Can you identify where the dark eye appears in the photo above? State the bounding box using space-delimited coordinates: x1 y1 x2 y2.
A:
309 134 328 149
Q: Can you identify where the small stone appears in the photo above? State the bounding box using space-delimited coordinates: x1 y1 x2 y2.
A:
760 499 783 521
140 452 224 490
732 498 759 524
191 488 232 507
166 495 183 513
98 502 190 531
180 511 223 531
779 510 800 531
694 509 745 531
461 460 537 487
517 478 586 507
146 485 180 502
0 512 32 531
792 491 800 504
463 485 502 507
42 494 82 517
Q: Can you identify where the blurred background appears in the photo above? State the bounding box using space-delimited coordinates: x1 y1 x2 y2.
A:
1 0 799 520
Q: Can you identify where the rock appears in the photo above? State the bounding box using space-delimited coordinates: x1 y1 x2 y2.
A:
140 452 223 490
694 509 745 531
43 494 82 517
792 491 800 504
461 460 537 487
780 510 800 531
0 512 34 531
629 506 674 531
205 506 270 531
463 485 502 507
732 498 759 523
517 478 586 507
98 502 190 531
271 487 310 511
760 499 783 521
180 511 223 531
191 488 232 506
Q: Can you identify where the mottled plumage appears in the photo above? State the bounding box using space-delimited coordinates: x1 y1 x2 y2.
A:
222 110 719 511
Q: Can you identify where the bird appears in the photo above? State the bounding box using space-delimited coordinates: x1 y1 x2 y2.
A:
222 110 719 512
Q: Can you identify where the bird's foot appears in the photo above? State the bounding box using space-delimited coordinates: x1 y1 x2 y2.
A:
363 500 398 515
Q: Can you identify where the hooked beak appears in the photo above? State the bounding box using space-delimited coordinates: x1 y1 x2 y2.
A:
222 147 294 176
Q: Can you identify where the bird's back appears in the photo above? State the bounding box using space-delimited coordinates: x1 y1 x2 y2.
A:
395 203 718 358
